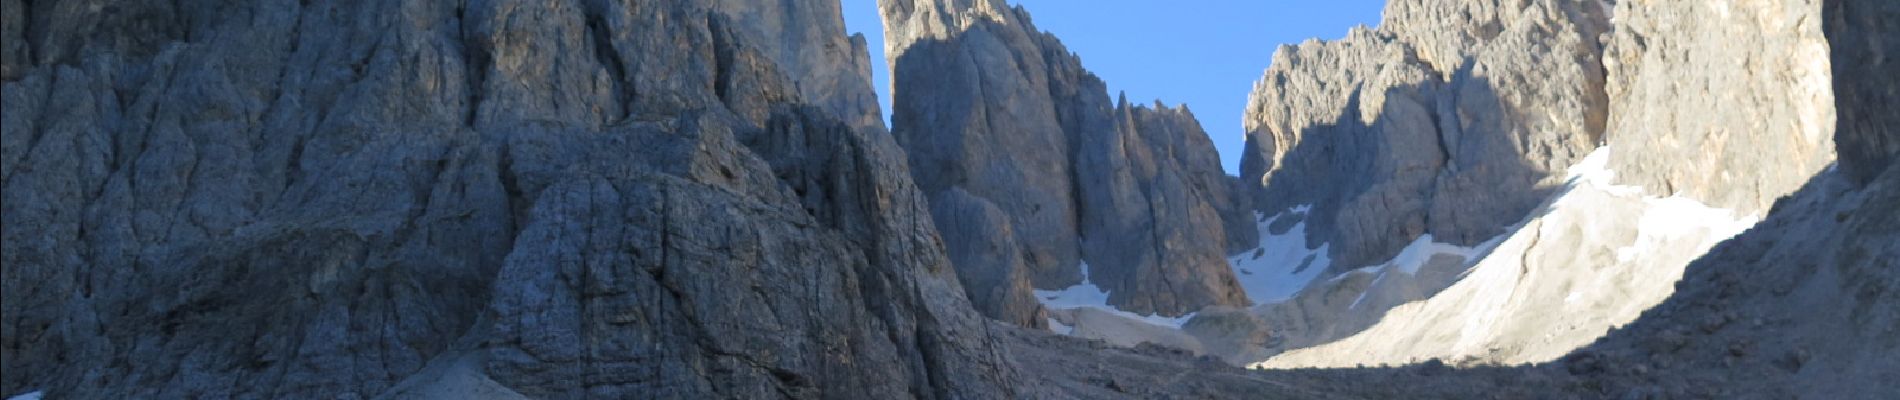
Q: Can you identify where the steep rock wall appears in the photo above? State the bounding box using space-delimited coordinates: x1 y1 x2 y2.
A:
1602 0 1837 212
1241 0 1612 272
1234 0 1613 358
881 0 1254 317
0 1 1026 398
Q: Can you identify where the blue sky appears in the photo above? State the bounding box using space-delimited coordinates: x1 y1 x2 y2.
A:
840 0 1389 174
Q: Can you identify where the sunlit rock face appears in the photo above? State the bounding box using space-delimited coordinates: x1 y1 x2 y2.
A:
1259 147 1760 368
1601 0 1837 213
1231 0 1615 361
0 1 1028 398
1231 0 1846 369
1264 1 1898 395
880 0 1255 318
1240 0 1613 274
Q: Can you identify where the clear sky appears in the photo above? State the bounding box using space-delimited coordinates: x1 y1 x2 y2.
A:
840 0 1389 174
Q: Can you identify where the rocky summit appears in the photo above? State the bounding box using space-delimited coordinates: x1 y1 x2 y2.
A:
3 0 1896 399
880 0 1257 320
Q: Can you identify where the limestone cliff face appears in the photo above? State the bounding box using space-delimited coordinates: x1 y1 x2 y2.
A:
1240 0 1612 273
1079 98 1255 317
0 1 1025 398
1229 0 1612 358
881 0 1253 317
1238 0 1857 370
1602 0 1837 213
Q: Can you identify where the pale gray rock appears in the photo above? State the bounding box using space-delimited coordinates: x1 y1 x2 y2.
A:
1601 0 1838 213
882 0 1252 317
884 0 1082 290
1241 0 1612 272
1236 0 1612 356
710 0 884 132
1075 98 1252 315
0 1 1027 399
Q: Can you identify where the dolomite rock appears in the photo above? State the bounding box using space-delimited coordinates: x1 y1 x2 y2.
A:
1240 0 1613 273
1601 0 1838 213
883 0 1083 289
882 0 1252 317
1235 0 1613 356
928 188 1049 328
709 0 884 132
0 1 1027 398
1247 2 1894 393
1076 98 1253 315
1253 3 1899 394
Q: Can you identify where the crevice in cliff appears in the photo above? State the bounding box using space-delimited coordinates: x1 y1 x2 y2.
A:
581 7 632 125
707 13 736 109
21 0 36 65
494 142 525 254
456 1 486 128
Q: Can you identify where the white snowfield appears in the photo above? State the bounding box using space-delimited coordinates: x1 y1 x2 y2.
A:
1257 147 1760 368
1035 262 1197 328
1035 263 1207 350
5 391 42 400
1229 206 1332 305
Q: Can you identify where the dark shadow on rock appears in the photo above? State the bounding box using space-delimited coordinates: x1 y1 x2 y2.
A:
1236 163 1899 399
886 14 1254 317
1236 59 1578 359
1246 59 1572 276
1231 2 1900 395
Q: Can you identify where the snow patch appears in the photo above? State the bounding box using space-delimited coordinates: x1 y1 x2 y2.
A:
6 391 42 400
1035 262 1196 329
1327 234 1497 286
1388 235 1490 275
1047 317 1075 335
1616 196 1759 262
1259 146 1763 368
1229 208 1332 305
1231 203 1500 306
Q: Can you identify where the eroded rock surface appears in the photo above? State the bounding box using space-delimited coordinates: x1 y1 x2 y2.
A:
1241 0 1612 272
1602 0 1837 212
881 0 1252 317
1233 0 1613 359
0 1 1026 398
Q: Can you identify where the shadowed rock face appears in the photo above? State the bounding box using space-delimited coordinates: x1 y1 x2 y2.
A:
0 1 1027 398
1078 99 1255 315
880 0 1253 317
1828 0 1900 184
1231 0 1613 359
1241 0 1612 273
1233 0 1848 369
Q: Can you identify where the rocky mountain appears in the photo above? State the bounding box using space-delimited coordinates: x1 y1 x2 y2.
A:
0 0 1026 398
1245 0 1850 369
1240 0 1612 274
1268 5 1898 390
879 0 1256 319
1 0 1894 398
1219 0 1620 360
